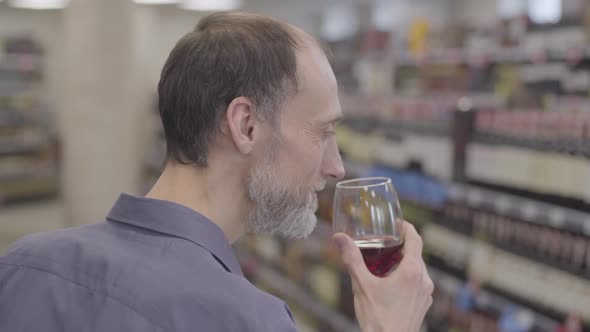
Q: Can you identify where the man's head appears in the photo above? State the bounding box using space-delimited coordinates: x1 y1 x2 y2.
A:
158 12 345 239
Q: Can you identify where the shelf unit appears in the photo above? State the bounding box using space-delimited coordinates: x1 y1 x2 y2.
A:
237 246 359 332
228 96 589 330
394 46 590 67
335 109 590 329
340 94 590 208
0 36 58 206
427 266 559 332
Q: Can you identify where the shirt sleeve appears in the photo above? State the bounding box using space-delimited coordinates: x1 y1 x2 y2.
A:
0 263 164 332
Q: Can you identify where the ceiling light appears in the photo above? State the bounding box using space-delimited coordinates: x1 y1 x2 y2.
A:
179 0 240 11
372 0 396 31
133 0 179 4
321 4 359 42
9 0 68 9
528 0 562 24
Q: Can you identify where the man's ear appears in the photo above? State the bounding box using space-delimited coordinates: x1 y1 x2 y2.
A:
224 96 257 155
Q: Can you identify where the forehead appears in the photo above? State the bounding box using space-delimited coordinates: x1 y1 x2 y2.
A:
296 38 337 94
280 38 340 125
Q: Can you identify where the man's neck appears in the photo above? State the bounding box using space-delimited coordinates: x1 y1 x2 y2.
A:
145 161 248 243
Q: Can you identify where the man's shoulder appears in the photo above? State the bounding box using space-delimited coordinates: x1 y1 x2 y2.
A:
0 224 170 330
4 222 130 261
157 273 296 331
2 223 107 263
0 225 296 331
0 222 171 294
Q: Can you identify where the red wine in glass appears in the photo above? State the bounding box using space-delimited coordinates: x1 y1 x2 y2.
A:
355 235 404 277
333 177 405 278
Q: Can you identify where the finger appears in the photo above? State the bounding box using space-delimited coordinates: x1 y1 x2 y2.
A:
413 228 434 296
424 295 434 318
418 254 428 282
401 221 423 261
422 261 435 296
414 295 433 332
332 233 373 283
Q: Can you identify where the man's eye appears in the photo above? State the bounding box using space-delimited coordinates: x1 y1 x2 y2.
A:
323 130 336 139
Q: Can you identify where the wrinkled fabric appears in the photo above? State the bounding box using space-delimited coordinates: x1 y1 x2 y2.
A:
0 194 297 332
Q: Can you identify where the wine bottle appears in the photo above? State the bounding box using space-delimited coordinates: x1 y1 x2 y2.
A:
549 230 562 260
493 215 503 243
524 223 536 253
559 233 573 266
502 216 514 245
540 227 553 257
497 217 507 244
571 236 586 272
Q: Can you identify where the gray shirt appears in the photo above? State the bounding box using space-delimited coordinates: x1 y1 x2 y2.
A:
0 194 297 332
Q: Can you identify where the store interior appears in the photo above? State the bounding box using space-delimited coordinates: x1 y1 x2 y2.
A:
0 0 588 331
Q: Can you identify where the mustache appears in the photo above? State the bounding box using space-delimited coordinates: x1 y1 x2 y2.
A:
314 182 327 192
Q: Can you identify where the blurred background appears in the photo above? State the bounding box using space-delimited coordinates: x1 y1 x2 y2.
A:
0 0 588 331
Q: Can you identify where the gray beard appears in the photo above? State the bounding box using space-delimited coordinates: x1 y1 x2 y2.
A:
246 152 318 239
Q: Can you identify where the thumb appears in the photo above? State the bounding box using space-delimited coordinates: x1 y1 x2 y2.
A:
333 233 372 282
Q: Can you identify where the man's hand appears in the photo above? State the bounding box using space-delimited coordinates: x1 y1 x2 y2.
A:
333 221 434 332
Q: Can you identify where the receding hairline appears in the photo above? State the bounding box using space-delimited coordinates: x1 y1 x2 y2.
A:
283 19 334 63
197 11 333 99
196 11 332 62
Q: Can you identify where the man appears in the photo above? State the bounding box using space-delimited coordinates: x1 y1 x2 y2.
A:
0 12 433 331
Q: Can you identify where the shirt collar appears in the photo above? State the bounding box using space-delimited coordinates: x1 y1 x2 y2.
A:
106 193 243 276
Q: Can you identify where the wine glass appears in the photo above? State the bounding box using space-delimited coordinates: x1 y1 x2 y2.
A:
333 177 405 277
